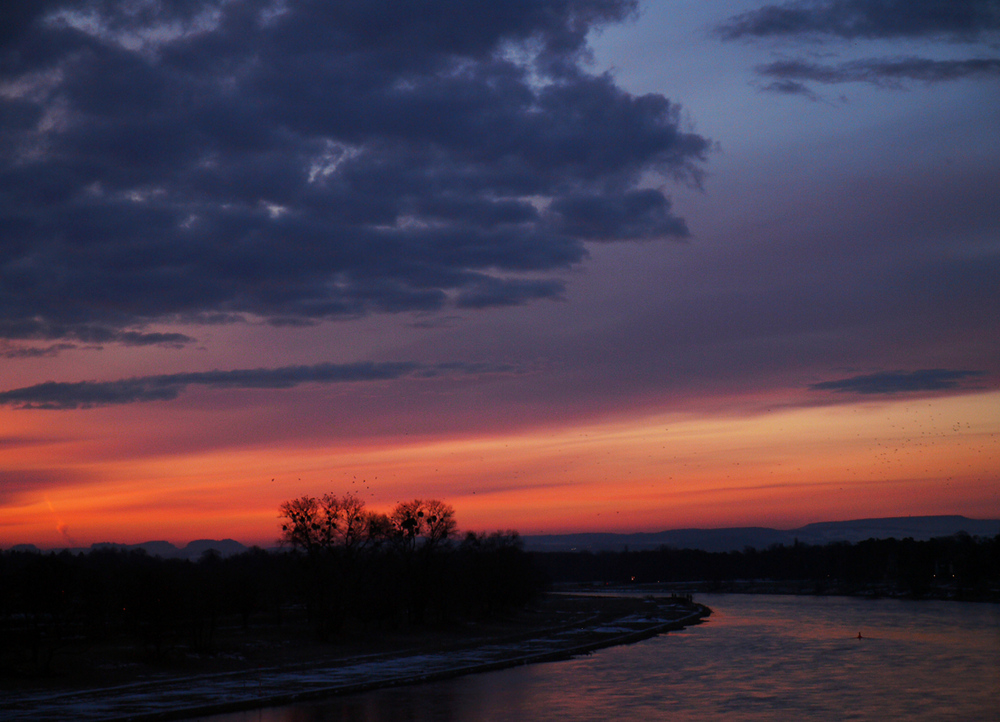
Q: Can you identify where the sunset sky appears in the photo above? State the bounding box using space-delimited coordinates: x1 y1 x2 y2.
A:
2 0 998 549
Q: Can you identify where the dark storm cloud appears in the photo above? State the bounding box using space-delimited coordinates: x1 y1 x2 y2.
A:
0 0 709 344
758 57 1000 87
0 360 519 409
717 0 1000 41
550 189 689 239
809 369 984 395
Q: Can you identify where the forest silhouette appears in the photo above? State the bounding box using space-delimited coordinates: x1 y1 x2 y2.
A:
1 495 541 677
2 494 998 680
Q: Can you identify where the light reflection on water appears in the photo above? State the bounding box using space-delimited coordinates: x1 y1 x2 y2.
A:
196 594 1000 721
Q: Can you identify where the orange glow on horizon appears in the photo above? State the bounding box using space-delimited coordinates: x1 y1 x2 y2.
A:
2 391 998 548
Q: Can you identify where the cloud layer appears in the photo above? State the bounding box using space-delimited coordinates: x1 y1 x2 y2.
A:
809 369 984 395
0 360 518 409
0 0 708 346
717 0 1000 41
718 0 1000 93
759 57 1000 90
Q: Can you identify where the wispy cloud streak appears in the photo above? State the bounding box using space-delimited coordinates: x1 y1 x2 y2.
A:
809 369 984 395
758 57 1000 87
0 361 517 409
718 0 1000 94
717 0 1000 41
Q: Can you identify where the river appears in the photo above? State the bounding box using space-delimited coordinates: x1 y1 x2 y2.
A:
193 594 1000 721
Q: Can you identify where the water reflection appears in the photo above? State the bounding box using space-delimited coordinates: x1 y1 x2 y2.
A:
195 594 1000 722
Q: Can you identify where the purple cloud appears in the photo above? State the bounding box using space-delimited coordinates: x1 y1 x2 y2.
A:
0 0 709 344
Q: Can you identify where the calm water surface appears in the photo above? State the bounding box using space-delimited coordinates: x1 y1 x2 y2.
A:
196 594 1000 721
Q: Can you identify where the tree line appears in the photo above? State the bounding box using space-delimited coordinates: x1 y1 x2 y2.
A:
0 494 541 677
275 494 540 636
531 533 1000 599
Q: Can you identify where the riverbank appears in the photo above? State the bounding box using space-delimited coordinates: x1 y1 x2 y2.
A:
600 579 1000 602
1 593 708 722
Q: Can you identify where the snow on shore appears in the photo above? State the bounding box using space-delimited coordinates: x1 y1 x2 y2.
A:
1 599 707 722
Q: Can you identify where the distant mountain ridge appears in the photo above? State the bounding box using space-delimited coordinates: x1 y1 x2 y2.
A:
8 538 252 560
7 516 998 557
521 516 1000 553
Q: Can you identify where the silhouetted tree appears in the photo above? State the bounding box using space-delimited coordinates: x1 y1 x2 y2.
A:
388 499 457 553
375 499 452 625
279 493 404 635
280 492 389 556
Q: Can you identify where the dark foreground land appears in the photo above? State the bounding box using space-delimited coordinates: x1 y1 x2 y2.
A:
1 592 708 722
